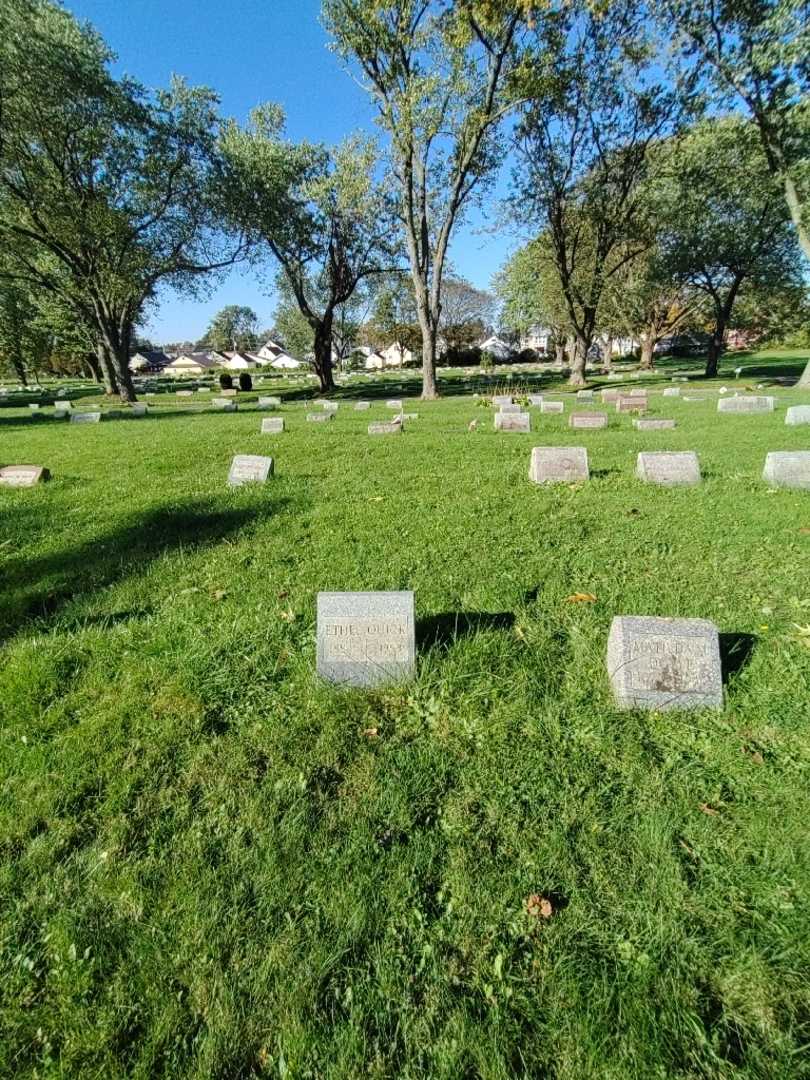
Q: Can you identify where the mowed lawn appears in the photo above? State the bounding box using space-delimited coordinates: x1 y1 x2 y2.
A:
1 352 810 1079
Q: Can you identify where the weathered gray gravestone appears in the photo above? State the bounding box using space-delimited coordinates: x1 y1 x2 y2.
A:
258 396 281 409
492 395 512 406
323 401 339 412
616 397 646 413
636 451 700 485
499 403 522 413
601 389 621 403
130 404 148 417
762 451 810 490
227 454 273 487
494 411 531 432
634 418 676 430
528 394 544 406
354 401 371 410
785 406 810 426
176 390 194 397
317 591 415 687
606 615 723 711
213 398 237 411
307 412 333 422
0 464 50 487
540 400 564 414
717 395 775 413
221 388 238 398
261 417 284 434
369 421 402 435
662 387 681 397
70 411 101 424
385 399 403 409
570 412 607 429
529 446 589 483
577 389 594 401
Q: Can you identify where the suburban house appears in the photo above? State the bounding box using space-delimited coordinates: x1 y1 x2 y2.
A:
129 350 171 373
164 351 224 377
255 340 304 370
478 334 513 360
519 326 551 353
221 351 258 370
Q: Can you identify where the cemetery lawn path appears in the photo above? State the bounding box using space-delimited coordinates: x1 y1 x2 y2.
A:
1 352 809 1079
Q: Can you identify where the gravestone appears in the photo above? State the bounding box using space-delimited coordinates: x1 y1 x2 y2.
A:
570 412 607 429
354 401 371 410
307 412 333 422
762 451 810 490
492 395 512 406
176 390 193 398
261 417 284 434
717 395 774 413
316 591 415 687
528 394 544 406
198 387 211 393
494 411 530 432
577 389 595 402
70 411 101 424
662 387 680 398
369 421 402 435
323 401 339 412
386 399 403 409
28 403 41 412
601 389 621 403
607 373 623 381
227 454 273 487
529 446 589 483
636 451 700 485
785 406 810 426
258 397 280 409
213 398 237 411
606 615 723 711
540 400 564 414
0 464 49 488
130 404 148 417
616 397 646 413
634 418 676 430
499 403 522 414
221 388 238 398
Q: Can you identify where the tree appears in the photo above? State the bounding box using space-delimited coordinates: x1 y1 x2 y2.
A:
201 305 259 352
512 1 681 386
494 235 575 365
324 0 523 398
439 277 496 354
651 117 800 376
216 107 397 392
658 0 810 260
364 274 422 359
0 0 244 402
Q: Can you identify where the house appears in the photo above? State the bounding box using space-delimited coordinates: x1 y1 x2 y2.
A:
129 350 171 373
252 340 304 369
164 351 223 377
519 326 550 353
267 351 303 370
255 339 286 362
478 335 513 361
221 351 258 370
380 343 413 367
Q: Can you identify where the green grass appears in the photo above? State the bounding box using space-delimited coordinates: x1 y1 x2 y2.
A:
1 350 809 1079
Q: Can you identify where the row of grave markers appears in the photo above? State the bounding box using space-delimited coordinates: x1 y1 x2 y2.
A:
315 590 724 709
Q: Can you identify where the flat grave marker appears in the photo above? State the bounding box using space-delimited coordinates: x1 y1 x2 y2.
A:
636 451 700 486
762 451 810 491
0 464 49 488
662 387 681 398
717 395 774 413
213 398 237 411
540 401 564 414
368 421 402 435
607 615 723 711
785 406 810 426
354 401 371 411
258 397 280 409
261 417 284 434
307 412 333 422
634 418 676 431
494 411 530 432
317 591 415 687
570 411 607 430
70 411 101 424
529 446 589 484
227 454 273 487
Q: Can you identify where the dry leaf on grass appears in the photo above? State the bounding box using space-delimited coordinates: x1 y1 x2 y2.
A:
362 727 379 739
211 590 227 602
525 894 553 918
699 803 719 816
565 593 597 604
279 609 296 622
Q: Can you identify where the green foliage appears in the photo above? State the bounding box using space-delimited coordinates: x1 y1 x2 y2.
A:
218 372 233 390
200 306 259 352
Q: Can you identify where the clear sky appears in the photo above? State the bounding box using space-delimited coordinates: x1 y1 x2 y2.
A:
64 0 516 345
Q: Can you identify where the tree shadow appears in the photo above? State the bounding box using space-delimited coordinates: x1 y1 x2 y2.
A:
719 632 757 684
0 496 291 646
417 611 516 651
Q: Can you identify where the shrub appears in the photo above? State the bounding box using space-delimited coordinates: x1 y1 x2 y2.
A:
239 372 253 392
219 372 233 390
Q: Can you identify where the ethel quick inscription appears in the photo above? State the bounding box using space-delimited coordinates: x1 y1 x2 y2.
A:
317 591 415 687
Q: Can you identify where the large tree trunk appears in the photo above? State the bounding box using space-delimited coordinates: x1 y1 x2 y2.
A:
83 352 102 383
418 322 438 399
96 343 119 396
10 343 28 386
639 333 655 370
602 337 614 371
554 340 565 366
313 318 336 393
568 336 588 388
705 326 724 379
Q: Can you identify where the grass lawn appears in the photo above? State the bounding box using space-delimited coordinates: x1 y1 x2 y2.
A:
1 350 809 1078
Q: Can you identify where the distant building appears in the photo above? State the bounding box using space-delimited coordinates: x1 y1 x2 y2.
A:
221 351 258 370
254 340 304 369
164 351 223 377
518 327 550 353
129 350 171 373
478 334 513 360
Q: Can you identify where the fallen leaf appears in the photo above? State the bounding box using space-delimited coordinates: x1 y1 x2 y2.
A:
369 496 384 502
565 593 597 604
279 609 295 622
699 803 719 816
211 590 227 602
277 591 288 599
514 625 527 641
525 894 553 918
799 528 810 535
362 727 378 739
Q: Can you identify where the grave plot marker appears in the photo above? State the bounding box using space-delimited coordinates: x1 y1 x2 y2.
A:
227 455 274 487
317 591 416 687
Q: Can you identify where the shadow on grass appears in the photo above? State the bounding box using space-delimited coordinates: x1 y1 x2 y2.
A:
719 632 757 684
0 497 289 646
417 611 516 651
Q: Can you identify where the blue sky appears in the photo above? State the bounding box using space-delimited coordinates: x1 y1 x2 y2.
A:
65 0 516 345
